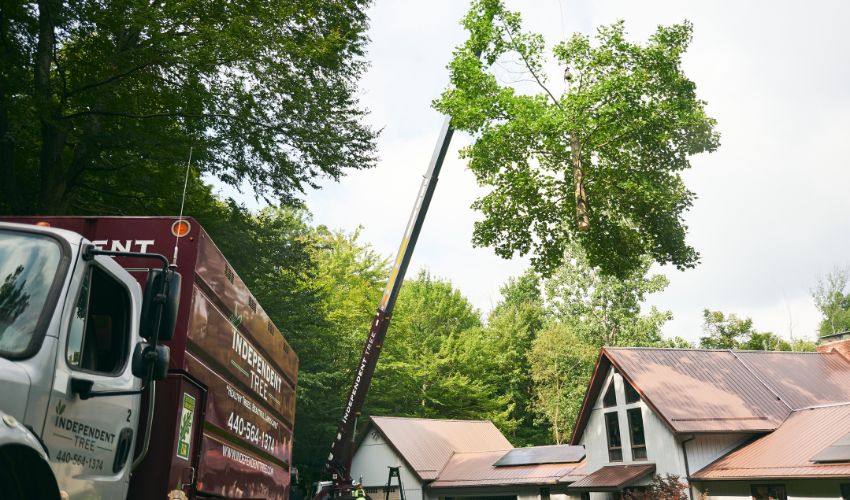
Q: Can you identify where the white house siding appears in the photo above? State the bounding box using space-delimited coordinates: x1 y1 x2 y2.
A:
693 479 849 499
581 368 689 499
685 434 750 475
351 430 424 500
582 369 687 473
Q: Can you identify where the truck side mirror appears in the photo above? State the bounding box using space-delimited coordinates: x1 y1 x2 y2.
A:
132 342 171 381
140 269 181 342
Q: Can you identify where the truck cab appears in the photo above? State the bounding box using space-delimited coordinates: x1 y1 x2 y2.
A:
0 221 171 499
1 216 297 500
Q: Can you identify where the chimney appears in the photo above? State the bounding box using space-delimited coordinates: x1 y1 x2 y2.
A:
817 331 850 360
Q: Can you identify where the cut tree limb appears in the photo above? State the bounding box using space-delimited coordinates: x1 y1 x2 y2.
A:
571 134 589 231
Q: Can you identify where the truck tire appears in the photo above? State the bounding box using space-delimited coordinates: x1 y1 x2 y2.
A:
0 445 61 500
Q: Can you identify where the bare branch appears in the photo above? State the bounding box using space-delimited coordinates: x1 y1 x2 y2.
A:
499 19 562 109
68 61 157 97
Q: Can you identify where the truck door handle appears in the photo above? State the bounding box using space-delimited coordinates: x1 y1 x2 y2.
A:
113 427 134 473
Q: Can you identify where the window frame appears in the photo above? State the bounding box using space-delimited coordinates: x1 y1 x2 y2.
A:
624 379 640 404
64 262 133 377
604 410 623 462
0 227 72 361
627 407 647 460
603 380 617 407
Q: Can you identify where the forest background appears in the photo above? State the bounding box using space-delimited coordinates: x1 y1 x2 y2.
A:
2 0 849 487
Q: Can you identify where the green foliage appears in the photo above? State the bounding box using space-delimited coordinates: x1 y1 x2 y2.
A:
788 338 818 352
698 309 815 351
529 323 597 444
528 244 677 442
0 0 377 214
292 226 389 479
544 244 672 347
434 0 719 278
480 270 549 444
699 310 756 349
368 271 494 422
812 266 850 337
660 336 695 349
739 331 791 351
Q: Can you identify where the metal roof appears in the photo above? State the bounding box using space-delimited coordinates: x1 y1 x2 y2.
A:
734 351 850 409
811 431 850 463
572 348 850 443
567 464 656 492
493 445 585 467
368 416 513 481
692 403 850 480
428 451 585 488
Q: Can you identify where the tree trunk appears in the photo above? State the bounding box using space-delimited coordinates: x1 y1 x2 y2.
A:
570 134 589 231
35 0 69 214
0 80 16 213
0 8 18 213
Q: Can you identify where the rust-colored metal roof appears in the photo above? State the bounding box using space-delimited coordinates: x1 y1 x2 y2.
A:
369 416 513 480
607 349 790 432
692 403 850 480
567 464 655 492
734 351 850 409
428 451 586 488
572 348 850 443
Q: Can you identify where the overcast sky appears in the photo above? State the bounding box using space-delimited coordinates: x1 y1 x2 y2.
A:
221 0 850 343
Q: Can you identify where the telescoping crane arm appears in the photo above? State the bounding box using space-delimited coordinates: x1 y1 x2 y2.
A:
323 116 456 488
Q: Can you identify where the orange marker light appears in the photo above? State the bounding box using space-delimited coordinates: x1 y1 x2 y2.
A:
35 221 51 227
171 220 191 237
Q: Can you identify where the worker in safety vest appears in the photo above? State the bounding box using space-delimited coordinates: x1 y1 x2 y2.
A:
353 483 366 499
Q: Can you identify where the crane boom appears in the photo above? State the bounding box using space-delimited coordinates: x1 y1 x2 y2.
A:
323 115 456 484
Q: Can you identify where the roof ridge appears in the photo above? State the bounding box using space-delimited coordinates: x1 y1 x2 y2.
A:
371 415 493 423
793 401 850 411
433 450 456 480
608 346 829 355
606 347 731 352
730 350 794 413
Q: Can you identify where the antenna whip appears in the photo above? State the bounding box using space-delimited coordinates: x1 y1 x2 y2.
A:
173 147 193 266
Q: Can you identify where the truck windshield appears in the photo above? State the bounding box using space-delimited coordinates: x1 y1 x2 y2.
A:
0 230 64 358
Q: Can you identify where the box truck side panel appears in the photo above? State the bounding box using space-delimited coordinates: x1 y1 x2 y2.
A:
193 232 299 385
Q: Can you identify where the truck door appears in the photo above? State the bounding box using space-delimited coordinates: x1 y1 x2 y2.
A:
42 254 142 499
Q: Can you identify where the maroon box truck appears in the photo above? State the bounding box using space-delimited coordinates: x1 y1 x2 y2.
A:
0 216 297 500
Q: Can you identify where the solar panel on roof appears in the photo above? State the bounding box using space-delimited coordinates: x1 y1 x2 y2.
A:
493 444 585 467
811 431 850 463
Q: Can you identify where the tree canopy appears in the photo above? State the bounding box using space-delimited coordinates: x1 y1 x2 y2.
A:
699 309 815 351
544 244 672 347
812 266 850 337
0 0 377 214
434 0 719 278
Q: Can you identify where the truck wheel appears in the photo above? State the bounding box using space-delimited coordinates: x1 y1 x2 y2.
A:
0 445 61 500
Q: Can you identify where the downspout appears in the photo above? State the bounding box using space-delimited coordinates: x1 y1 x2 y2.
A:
680 435 696 500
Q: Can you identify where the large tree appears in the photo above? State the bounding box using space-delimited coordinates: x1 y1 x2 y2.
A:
529 322 596 444
0 0 377 214
369 271 486 419
434 0 719 278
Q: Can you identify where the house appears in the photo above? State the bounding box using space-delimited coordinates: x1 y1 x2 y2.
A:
351 416 586 500
569 338 850 499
